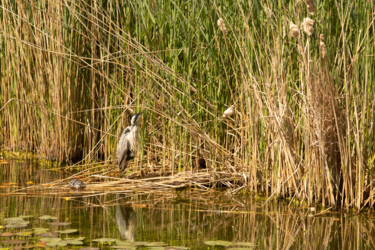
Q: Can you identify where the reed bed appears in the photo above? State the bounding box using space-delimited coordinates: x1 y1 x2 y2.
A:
11 169 244 197
1 0 374 210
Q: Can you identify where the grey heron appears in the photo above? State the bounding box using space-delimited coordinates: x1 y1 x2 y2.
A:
117 113 142 170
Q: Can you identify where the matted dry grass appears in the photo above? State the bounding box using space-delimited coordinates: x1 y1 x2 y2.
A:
11 167 245 198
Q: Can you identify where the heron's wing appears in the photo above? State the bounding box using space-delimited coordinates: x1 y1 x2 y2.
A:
117 128 130 167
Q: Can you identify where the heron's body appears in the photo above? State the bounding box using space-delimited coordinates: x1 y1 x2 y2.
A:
117 113 141 170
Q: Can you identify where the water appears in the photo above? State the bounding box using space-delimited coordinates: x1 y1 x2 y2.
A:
0 159 374 249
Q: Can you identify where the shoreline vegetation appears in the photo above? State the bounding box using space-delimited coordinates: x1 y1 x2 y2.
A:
1 0 374 210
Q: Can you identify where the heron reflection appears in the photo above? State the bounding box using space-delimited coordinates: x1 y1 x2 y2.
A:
116 203 137 241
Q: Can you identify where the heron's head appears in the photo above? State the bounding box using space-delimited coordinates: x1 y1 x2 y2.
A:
130 113 142 126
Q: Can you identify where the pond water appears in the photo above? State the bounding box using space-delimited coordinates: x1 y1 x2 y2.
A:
0 159 375 249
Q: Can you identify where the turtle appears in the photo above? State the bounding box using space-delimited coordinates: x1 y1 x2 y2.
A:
69 178 86 190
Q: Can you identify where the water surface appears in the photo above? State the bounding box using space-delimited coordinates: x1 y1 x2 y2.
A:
0 159 374 249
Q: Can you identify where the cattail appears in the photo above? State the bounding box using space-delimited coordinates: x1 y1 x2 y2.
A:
289 21 300 39
305 0 316 14
217 18 227 34
223 105 234 118
319 34 327 59
301 17 314 36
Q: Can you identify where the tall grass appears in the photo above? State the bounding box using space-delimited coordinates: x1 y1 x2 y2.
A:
1 0 374 209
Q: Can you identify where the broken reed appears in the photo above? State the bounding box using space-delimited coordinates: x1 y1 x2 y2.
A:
0 0 374 210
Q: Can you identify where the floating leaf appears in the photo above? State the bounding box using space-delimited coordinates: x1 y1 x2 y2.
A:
115 240 134 246
1 232 15 237
111 246 136 249
133 241 149 246
234 242 256 247
40 237 62 243
20 245 39 249
0 240 27 245
49 222 71 226
146 248 165 250
39 215 58 220
56 229 78 234
228 248 254 250
16 231 33 237
145 242 168 247
5 221 29 228
38 232 58 237
47 241 67 247
166 246 189 250
19 215 33 219
204 240 233 247
66 237 85 241
4 217 25 222
33 228 49 234
80 248 100 250
65 239 83 245
92 238 116 244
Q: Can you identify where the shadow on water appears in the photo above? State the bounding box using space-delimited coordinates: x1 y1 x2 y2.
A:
0 159 375 249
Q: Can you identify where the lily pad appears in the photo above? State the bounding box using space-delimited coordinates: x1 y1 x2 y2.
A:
204 240 233 247
38 232 58 237
15 231 33 237
234 242 256 247
40 237 62 243
92 238 116 244
0 240 27 245
111 246 136 249
115 239 134 246
33 228 49 234
133 241 149 246
49 222 71 226
4 217 25 222
1 232 15 237
5 221 29 228
80 248 100 250
19 215 33 219
166 247 189 250
56 229 78 234
228 248 254 250
47 241 67 247
66 237 85 241
65 239 83 245
39 215 58 220
144 242 168 247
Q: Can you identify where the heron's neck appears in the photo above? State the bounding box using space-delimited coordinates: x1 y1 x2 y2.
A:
131 125 138 132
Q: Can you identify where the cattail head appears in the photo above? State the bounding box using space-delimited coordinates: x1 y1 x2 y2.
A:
223 105 234 118
289 21 300 39
302 17 314 36
217 18 227 34
319 34 327 59
305 0 316 14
